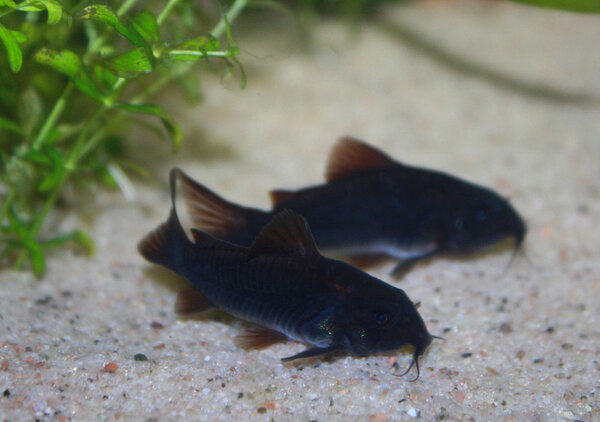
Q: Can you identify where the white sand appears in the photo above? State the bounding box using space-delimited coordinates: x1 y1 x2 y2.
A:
1 2 599 420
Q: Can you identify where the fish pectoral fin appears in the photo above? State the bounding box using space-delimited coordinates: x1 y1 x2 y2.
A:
174 286 215 315
280 345 339 362
390 259 417 279
390 251 438 279
235 328 288 350
344 253 389 270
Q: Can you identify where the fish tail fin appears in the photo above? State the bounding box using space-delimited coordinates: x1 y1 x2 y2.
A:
173 168 270 246
138 170 191 272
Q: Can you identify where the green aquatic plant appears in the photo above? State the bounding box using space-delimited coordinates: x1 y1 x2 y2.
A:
0 0 248 276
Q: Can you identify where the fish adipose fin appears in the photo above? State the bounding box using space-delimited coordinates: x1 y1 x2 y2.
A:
247 209 320 261
280 345 339 362
269 190 294 207
175 285 215 315
326 136 397 182
235 328 288 350
174 167 262 240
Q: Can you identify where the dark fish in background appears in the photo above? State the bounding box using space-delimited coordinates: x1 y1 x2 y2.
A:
138 169 434 378
176 137 527 277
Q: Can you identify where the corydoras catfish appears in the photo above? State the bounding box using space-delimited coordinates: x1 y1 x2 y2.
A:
177 137 526 277
138 169 434 378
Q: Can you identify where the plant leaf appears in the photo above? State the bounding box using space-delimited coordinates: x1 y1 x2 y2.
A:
104 47 154 78
0 0 18 8
508 0 600 12
80 5 146 47
0 23 23 72
114 103 182 151
22 149 50 165
230 54 247 89
37 148 64 192
93 64 119 90
131 11 160 45
6 0 63 23
41 230 94 255
24 239 45 277
35 48 104 102
38 0 63 25
11 29 27 43
0 116 23 134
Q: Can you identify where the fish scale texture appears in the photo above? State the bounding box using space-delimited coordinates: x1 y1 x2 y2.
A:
1 2 600 420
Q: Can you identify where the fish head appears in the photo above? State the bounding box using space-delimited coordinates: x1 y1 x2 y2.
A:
445 187 526 254
341 285 432 359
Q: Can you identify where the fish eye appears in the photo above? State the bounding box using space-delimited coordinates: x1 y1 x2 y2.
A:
475 209 487 221
374 312 389 325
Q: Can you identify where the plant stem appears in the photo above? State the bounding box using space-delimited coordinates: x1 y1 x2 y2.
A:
116 0 140 16
65 107 107 169
211 0 248 38
30 174 66 237
157 0 181 26
32 83 74 150
0 190 15 226
167 50 231 58
14 183 64 270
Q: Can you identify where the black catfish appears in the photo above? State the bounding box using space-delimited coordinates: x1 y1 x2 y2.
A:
177 137 526 277
138 169 434 378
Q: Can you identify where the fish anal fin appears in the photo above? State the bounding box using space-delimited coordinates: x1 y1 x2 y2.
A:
269 189 294 207
247 209 320 260
235 328 288 350
325 136 397 182
281 345 339 362
175 286 215 315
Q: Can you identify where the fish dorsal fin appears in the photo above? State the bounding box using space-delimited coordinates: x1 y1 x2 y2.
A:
190 228 220 246
174 168 248 239
269 189 294 207
325 136 397 182
247 209 319 260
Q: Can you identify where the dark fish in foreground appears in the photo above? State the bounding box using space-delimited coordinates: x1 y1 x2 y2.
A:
177 137 527 277
138 169 434 378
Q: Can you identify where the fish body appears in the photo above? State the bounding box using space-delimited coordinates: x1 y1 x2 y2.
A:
178 137 526 276
138 170 433 375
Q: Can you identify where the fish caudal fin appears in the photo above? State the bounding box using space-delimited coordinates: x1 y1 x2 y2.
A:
174 168 268 245
138 170 191 272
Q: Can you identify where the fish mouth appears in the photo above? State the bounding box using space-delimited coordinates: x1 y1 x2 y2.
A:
393 333 434 382
514 225 526 248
